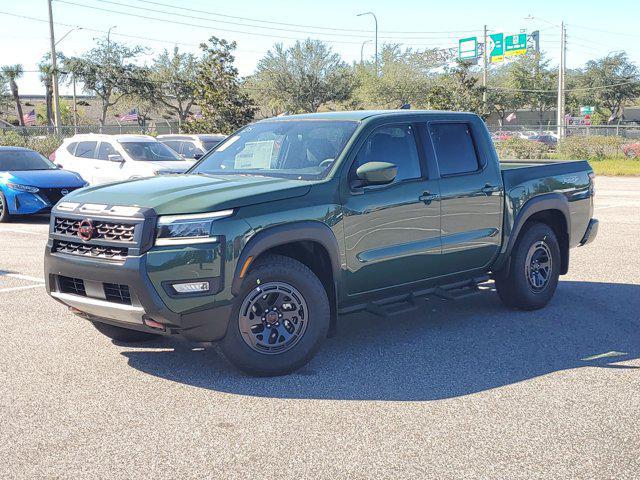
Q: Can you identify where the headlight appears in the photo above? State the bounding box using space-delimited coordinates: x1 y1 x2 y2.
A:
155 210 233 246
7 182 39 193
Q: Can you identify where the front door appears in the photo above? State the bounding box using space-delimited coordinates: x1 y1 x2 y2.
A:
94 141 126 184
341 123 442 297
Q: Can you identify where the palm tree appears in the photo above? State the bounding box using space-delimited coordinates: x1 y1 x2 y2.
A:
38 62 54 127
1 64 25 126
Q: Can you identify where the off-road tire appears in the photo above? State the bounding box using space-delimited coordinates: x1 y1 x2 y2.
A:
220 254 330 376
495 222 561 310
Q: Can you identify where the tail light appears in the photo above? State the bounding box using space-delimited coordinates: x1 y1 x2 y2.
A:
588 171 595 196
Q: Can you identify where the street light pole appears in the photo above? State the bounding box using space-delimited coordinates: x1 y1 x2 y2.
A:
357 12 378 76
47 0 62 131
360 40 372 64
556 21 566 139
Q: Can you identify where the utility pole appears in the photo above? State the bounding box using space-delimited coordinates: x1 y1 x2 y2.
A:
556 21 566 139
47 0 62 131
482 24 488 112
72 75 77 134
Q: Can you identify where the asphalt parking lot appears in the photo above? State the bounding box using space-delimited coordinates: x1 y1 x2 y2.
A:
1 176 639 479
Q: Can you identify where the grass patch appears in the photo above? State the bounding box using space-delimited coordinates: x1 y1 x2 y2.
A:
587 158 640 176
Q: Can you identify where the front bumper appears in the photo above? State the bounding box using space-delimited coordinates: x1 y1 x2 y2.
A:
45 249 233 341
579 218 599 246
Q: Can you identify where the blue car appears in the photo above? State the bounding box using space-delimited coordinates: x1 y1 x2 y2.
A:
0 146 87 222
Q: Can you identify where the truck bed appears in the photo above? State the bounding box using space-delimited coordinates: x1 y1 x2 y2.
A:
500 158 592 191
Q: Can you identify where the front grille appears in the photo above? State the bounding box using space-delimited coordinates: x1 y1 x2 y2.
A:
104 283 132 305
54 217 136 243
39 188 76 206
59 276 86 296
53 240 128 260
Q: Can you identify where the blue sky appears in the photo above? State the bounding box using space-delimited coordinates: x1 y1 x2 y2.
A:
2 0 639 95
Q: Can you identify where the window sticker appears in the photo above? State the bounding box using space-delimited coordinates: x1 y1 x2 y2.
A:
234 140 276 169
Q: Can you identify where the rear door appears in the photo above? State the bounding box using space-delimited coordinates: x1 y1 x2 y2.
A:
72 141 99 184
341 123 442 296
423 121 503 276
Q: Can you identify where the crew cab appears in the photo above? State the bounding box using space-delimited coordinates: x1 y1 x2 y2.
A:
44 111 598 376
52 134 192 185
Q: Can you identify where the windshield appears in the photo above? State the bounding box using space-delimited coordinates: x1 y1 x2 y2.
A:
0 150 57 171
192 120 358 180
119 141 183 161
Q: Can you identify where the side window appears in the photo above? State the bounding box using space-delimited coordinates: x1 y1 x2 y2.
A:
162 141 181 153
66 142 78 155
75 141 98 159
97 142 118 160
352 124 421 184
182 141 202 158
429 123 480 176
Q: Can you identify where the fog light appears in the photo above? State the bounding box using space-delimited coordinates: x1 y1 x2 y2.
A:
143 317 165 330
172 281 210 294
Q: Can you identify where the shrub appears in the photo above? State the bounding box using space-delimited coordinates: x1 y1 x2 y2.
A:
622 142 640 159
556 135 625 160
0 131 28 148
495 137 549 159
0 132 63 157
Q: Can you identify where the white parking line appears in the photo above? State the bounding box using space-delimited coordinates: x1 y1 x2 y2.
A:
0 284 45 293
0 271 45 283
0 228 48 236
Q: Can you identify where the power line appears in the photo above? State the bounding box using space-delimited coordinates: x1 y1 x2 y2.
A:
130 0 482 36
488 80 639 93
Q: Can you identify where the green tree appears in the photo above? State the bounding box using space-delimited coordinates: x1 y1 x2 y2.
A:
184 37 255 134
581 52 640 122
427 61 485 115
151 47 199 128
353 44 440 109
486 65 525 125
1 64 25 126
507 54 556 125
63 38 146 128
250 39 353 114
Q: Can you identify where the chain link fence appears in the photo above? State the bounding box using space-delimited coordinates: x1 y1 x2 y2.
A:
487 124 640 139
0 121 180 138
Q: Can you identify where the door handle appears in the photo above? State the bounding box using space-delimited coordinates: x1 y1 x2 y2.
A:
481 184 500 195
419 192 439 205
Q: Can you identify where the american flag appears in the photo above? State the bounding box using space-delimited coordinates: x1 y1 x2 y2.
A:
118 109 138 122
23 109 36 125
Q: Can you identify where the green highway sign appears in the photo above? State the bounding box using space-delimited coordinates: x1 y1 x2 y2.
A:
458 36 478 61
489 33 504 63
505 33 527 57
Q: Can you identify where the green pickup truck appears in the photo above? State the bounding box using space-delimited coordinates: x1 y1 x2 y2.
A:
45 111 598 376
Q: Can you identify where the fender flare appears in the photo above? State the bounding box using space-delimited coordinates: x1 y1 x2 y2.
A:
500 193 571 274
231 221 341 297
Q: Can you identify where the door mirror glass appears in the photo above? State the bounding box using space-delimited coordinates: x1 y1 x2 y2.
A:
356 161 398 186
193 153 203 160
107 154 124 163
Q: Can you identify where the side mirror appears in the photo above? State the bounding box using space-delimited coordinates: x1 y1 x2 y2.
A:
108 154 124 163
193 153 203 160
355 161 398 187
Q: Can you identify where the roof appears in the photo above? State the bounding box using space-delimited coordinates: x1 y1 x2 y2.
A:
157 134 226 140
259 110 473 122
0 146 33 151
65 133 158 142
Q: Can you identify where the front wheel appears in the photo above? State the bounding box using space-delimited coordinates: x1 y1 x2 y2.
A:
0 192 11 223
220 254 330 376
495 222 561 310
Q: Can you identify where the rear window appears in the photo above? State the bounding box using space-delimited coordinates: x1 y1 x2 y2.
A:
75 141 97 159
429 123 480 176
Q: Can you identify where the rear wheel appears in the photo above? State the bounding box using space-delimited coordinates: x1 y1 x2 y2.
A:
220 254 330 376
495 222 561 310
0 192 11 223
91 321 160 342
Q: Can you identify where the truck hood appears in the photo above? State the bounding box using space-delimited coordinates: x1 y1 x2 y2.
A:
2 169 86 188
63 173 312 214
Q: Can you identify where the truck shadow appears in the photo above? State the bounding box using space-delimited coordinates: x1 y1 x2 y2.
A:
121 280 640 401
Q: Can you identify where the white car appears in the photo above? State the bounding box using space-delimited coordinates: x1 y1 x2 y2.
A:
157 134 226 160
51 134 193 185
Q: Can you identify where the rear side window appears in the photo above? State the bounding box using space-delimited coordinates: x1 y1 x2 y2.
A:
97 141 118 160
66 142 78 155
429 123 479 176
75 141 97 159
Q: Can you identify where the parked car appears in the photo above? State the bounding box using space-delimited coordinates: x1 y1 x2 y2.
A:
529 134 558 149
45 111 597 376
51 134 193 185
0 146 86 222
157 134 226 160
